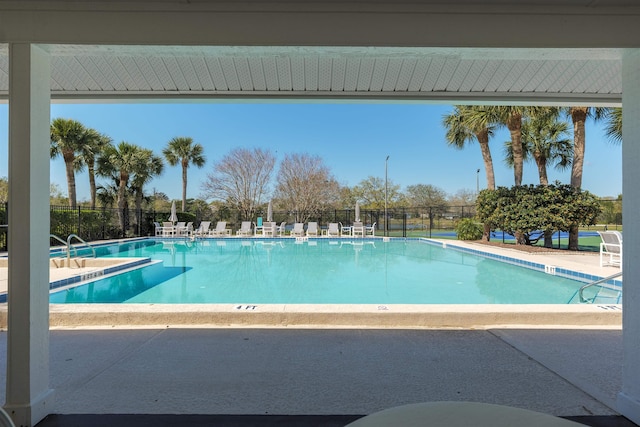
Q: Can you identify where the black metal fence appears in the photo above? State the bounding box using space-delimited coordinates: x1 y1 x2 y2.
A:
0 198 622 251
0 204 477 251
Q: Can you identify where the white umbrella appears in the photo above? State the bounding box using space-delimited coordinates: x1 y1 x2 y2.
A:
267 200 273 222
355 201 360 222
169 200 178 223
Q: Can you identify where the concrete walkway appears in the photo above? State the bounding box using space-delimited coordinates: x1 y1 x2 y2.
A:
0 328 626 420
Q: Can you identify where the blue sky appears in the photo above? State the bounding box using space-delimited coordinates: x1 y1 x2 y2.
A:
0 102 622 201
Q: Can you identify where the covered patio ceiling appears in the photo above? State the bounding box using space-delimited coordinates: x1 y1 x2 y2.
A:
0 45 624 104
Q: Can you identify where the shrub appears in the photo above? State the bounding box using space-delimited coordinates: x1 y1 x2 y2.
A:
455 218 483 240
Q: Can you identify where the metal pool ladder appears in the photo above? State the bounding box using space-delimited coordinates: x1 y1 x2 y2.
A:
50 234 97 267
578 271 623 303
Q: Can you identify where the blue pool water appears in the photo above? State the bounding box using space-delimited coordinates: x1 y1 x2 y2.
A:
49 239 590 304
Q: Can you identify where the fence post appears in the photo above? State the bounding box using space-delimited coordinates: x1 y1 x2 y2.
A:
402 208 406 238
77 205 81 237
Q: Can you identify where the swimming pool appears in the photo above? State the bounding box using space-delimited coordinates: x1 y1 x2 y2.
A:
48 238 600 305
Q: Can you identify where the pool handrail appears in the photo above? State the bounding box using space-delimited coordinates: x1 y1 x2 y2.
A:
50 234 76 260
67 234 97 265
578 271 623 303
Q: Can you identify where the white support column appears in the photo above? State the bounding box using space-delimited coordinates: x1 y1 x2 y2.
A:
3 44 54 427
618 49 640 425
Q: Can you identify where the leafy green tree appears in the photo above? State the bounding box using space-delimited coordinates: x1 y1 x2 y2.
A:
476 183 600 247
163 137 206 212
352 176 401 210
336 185 357 210
443 106 498 190
0 177 8 204
49 183 68 205
405 184 447 208
50 118 86 208
455 218 483 241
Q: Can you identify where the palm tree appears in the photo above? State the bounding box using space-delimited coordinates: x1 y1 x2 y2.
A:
50 118 86 208
567 107 608 188
96 182 118 209
76 128 113 209
504 108 572 186
491 106 545 186
443 106 498 190
604 107 622 144
565 106 608 250
443 106 498 241
130 149 164 216
162 137 206 212
97 142 145 234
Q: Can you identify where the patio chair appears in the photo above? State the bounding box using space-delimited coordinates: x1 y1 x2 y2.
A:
326 222 340 237
352 221 364 238
306 222 319 237
153 221 162 236
598 230 622 267
162 221 175 237
277 221 287 236
194 221 211 237
291 222 305 237
209 221 230 237
236 221 253 237
365 222 377 237
263 221 276 237
340 222 351 237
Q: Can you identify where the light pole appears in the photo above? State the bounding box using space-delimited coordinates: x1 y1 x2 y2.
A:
385 155 389 237
476 168 480 195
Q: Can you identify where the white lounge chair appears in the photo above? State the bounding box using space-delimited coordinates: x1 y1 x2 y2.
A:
306 222 319 237
195 221 211 237
365 222 376 237
178 221 193 237
598 230 622 267
175 221 186 236
291 222 305 237
236 221 252 237
326 222 340 237
210 221 230 237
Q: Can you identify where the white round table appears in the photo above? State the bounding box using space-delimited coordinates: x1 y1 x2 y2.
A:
345 402 586 427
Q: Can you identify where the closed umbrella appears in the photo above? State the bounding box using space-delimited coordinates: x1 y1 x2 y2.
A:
267 200 273 222
169 200 178 223
355 201 360 222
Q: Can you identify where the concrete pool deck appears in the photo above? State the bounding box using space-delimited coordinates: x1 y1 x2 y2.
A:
0 239 632 425
0 238 624 329
0 328 632 426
